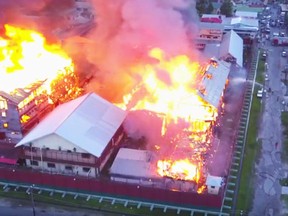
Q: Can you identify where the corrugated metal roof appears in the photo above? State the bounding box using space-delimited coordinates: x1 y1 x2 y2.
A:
197 58 231 108
16 92 127 157
206 175 223 187
110 148 158 179
0 80 45 104
235 11 258 18
219 30 243 67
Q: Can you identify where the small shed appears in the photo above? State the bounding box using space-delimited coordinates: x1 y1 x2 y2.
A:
205 175 223 195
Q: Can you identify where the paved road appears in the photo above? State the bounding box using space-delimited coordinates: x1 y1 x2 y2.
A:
250 5 288 216
0 197 120 216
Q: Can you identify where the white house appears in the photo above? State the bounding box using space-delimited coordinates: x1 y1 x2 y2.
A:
205 175 223 195
16 92 127 177
219 30 243 67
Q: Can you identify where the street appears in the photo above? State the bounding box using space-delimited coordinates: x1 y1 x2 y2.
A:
250 4 288 216
0 197 120 216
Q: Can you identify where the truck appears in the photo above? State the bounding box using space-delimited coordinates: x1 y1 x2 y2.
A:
271 36 288 46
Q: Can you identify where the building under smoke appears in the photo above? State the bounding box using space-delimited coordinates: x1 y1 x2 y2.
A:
109 58 231 195
0 81 51 142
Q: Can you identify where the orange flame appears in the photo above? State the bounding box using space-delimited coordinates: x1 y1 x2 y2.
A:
0 24 74 93
119 48 218 187
157 159 198 181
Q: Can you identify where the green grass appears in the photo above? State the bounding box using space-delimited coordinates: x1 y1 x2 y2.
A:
0 186 202 216
236 96 261 211
236 52 264 212
256 58 265 84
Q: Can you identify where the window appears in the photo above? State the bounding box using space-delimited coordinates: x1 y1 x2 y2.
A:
1 111 6 117
31 160 38 166
81 153 90 159
65 165 73 171
82 167 90 173
0 99 7 109
47 163 55 168
211 186 215 189
3 122 8 128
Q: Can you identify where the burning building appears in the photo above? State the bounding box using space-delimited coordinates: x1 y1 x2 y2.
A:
0 24 83 136
110 55 231 195
0 0 243 211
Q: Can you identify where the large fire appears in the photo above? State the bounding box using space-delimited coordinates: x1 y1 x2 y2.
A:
120 48 219 191
0 24 79 97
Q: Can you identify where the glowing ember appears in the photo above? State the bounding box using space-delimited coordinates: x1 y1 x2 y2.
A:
157 159 198 181
0 24 74 93
119 48 220 191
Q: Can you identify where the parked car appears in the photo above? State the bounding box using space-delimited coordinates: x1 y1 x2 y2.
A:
257 88 263 98
262 51 267 60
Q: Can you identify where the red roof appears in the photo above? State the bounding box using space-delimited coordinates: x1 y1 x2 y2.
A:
0 157 17 165
201 17 222 23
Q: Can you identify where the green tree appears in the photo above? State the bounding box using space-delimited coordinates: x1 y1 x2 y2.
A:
206 1 214 14
196 0 207 16
220 0 233 17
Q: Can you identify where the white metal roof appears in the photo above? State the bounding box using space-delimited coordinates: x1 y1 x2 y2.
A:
229 17 259 28
235 11 258 19
110 148 158 179
16 92 127 157
206 175 223 187
197 58 231 108
219 30 243 67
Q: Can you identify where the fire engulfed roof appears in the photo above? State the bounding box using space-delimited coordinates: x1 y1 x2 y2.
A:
110 148 158 179
0 80 45 104
16 92 127 157
197 58 231 108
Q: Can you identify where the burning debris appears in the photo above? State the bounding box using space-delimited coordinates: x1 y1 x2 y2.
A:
0 0 232 195
119 49 230 193
0 24 83 131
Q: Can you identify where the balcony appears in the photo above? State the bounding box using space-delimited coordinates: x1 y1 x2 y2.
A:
24 147 96 166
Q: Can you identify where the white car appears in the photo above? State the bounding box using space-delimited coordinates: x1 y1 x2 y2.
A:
257 89 263 98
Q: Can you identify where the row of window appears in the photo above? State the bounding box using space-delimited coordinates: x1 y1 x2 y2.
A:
31 160 91 173
30 147 91 159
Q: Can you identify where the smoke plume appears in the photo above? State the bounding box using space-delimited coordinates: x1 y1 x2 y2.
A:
63 0 201 102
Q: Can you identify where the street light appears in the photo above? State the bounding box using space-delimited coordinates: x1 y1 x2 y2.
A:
30 185 36 216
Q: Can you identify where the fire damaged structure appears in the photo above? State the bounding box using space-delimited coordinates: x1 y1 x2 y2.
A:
0 56 236 213
16 92 126 177
109 58 231 196
0 81 52 142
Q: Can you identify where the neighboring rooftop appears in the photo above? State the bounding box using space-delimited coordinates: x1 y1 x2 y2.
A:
235 10 258 19
16 92 127 157
0 80 45 105
219 30 243 67
110 148 158 179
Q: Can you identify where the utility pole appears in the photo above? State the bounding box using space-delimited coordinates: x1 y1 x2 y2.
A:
30 185 36 216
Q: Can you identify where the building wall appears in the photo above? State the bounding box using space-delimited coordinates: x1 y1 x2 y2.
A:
32 134 87 153
26 159 96 177
0 96 22 141
0 166 224 210
97 125 125 171
207 186 220 195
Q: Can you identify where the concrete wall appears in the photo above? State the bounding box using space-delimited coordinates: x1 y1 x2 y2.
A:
26 159 96 177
